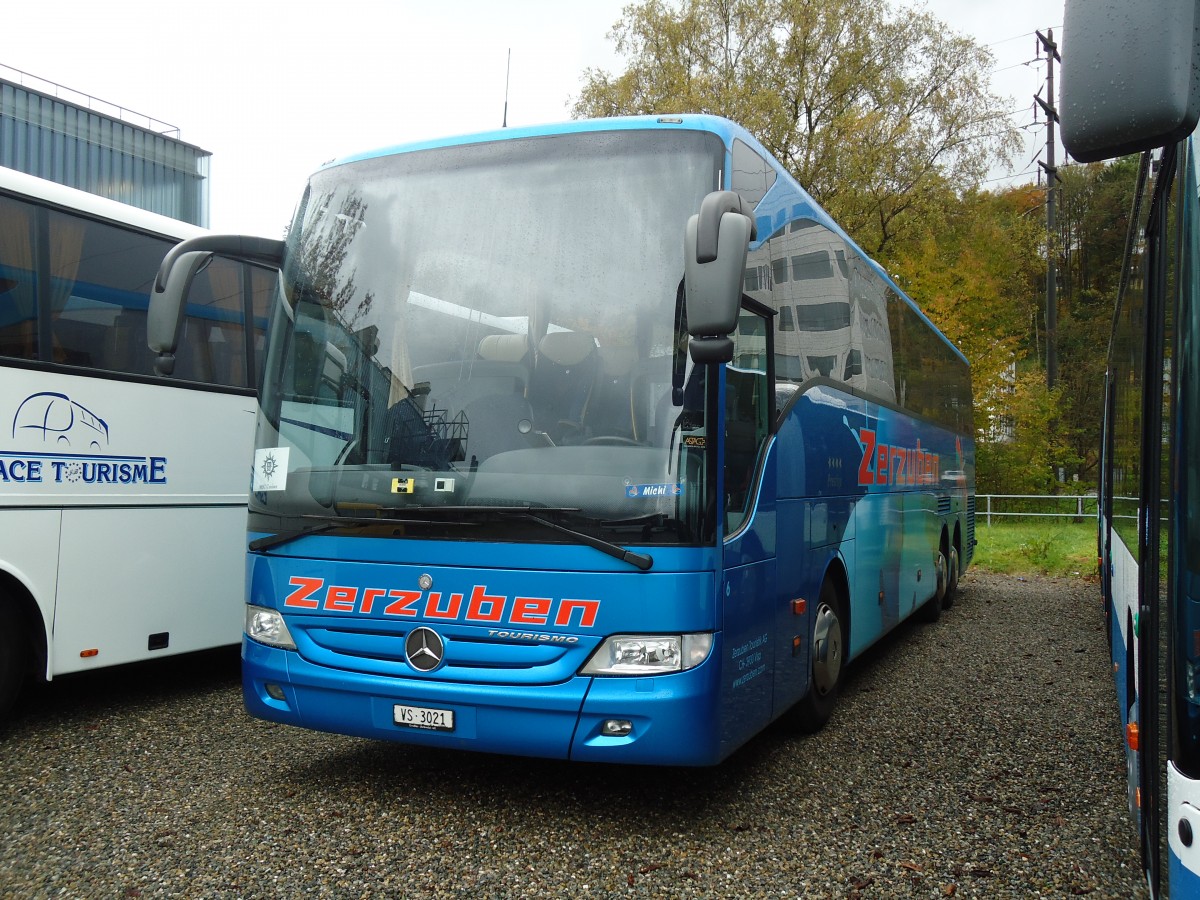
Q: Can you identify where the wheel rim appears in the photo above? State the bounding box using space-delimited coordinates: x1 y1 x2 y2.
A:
812 601 843 696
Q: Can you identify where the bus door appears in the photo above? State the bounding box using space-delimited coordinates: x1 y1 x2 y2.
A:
721 305 777 740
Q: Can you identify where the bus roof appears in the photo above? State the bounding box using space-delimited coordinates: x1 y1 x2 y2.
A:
325 114 753 170
0 164 208 241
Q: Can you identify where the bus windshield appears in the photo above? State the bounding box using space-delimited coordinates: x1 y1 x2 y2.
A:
253 129 724 545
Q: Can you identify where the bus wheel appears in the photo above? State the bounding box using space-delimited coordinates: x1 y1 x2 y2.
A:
943 545 960 610
0 602 28 722
792 579 845 733
918 550 947 623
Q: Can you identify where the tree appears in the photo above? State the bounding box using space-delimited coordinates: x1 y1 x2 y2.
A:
1051 157 1139 486
887 186 1059 490
889 186 1043 402
573 0 1020 256
291 189 375 329
974 372 1076 494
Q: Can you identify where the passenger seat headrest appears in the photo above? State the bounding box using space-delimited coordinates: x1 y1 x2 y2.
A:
477 334 530 362
538 331 596 366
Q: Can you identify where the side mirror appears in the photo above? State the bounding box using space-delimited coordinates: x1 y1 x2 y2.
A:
684 191 756 364
148 251 212 375
148 234 285 376
1060 0 1200 161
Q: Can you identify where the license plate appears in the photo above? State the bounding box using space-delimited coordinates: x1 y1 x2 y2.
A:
393 703 455 731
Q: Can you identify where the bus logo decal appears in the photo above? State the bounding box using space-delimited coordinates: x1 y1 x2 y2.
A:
856 427 940 487
283 576 600 629
404 627 445 672
2 392 167 486
12 392 108 447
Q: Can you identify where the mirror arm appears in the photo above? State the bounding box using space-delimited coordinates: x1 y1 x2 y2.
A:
153 235 284 293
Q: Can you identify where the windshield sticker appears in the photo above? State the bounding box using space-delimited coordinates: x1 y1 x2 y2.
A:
2 392 167 486
253 447 289 492
625 482 683 499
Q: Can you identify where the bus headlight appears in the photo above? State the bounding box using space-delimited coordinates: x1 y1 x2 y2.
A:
245 605 297 650
581 634 713 675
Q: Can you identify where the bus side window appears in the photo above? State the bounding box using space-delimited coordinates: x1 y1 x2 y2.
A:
0 195 39 361
46 209 165 372
726 311 771 533
174 256 252 388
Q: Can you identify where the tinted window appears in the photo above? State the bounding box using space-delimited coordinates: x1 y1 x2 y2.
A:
0 192 269 388
731 139 777 209
792 251 833 280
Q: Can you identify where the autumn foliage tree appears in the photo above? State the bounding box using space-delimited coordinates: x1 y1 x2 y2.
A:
573 0 1130 495
573 0 1020 257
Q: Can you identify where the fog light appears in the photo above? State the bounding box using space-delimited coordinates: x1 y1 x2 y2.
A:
265 683 286 701
601 719 633 737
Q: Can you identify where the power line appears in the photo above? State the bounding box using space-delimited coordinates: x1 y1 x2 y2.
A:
981 25 1062 50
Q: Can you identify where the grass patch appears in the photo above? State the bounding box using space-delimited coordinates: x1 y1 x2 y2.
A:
971 521 1098 580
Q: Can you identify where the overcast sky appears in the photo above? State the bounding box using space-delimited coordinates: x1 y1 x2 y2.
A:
2 0 1063 236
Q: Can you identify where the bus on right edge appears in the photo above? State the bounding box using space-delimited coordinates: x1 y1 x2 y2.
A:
1062 1 1200 895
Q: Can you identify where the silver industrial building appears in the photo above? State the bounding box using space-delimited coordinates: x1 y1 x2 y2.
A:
0 66 210 226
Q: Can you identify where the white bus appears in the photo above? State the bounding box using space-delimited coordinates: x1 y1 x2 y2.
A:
0 166 275 719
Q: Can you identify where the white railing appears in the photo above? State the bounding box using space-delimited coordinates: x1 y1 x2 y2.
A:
977 494 1097 527
0 63 181 136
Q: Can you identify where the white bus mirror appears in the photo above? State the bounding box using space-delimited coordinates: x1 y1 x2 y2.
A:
684 190 756 364
1060 0 1200 161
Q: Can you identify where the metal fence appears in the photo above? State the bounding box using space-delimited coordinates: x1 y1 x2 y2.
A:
977 494 1098 527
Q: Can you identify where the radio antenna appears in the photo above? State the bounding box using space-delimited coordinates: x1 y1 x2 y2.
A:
502 48 511 128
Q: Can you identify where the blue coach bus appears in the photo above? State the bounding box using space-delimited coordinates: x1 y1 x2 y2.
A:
1062 0 1200 895
149 115 975 765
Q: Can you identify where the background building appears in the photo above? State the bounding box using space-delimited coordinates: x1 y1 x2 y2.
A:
0 65 210 226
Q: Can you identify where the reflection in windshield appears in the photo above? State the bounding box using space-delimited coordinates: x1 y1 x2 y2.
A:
254 129 723 545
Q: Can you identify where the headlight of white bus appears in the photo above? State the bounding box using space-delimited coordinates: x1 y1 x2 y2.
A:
245 605 297 650
581 634 713 676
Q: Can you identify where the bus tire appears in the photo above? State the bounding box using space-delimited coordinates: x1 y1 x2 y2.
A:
943 544 960 610
792 578 845 733
0 601 28 722
918 549 948 623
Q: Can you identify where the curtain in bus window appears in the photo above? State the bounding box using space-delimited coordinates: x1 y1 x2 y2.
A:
0 196 37 360
47 217 86 365
248 266 275 389
46 209 169 375
174 257 248 388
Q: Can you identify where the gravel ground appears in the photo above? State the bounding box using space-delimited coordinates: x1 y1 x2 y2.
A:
0 570 1145 899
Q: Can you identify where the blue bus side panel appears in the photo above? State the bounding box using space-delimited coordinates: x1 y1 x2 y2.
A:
719 556 776 753
773 387 972 662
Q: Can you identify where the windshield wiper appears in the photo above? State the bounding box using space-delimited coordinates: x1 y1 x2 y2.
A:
521 510 654 571
407 505 654 571
250 520 366 552
250 505 654 570
249 511 468 552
